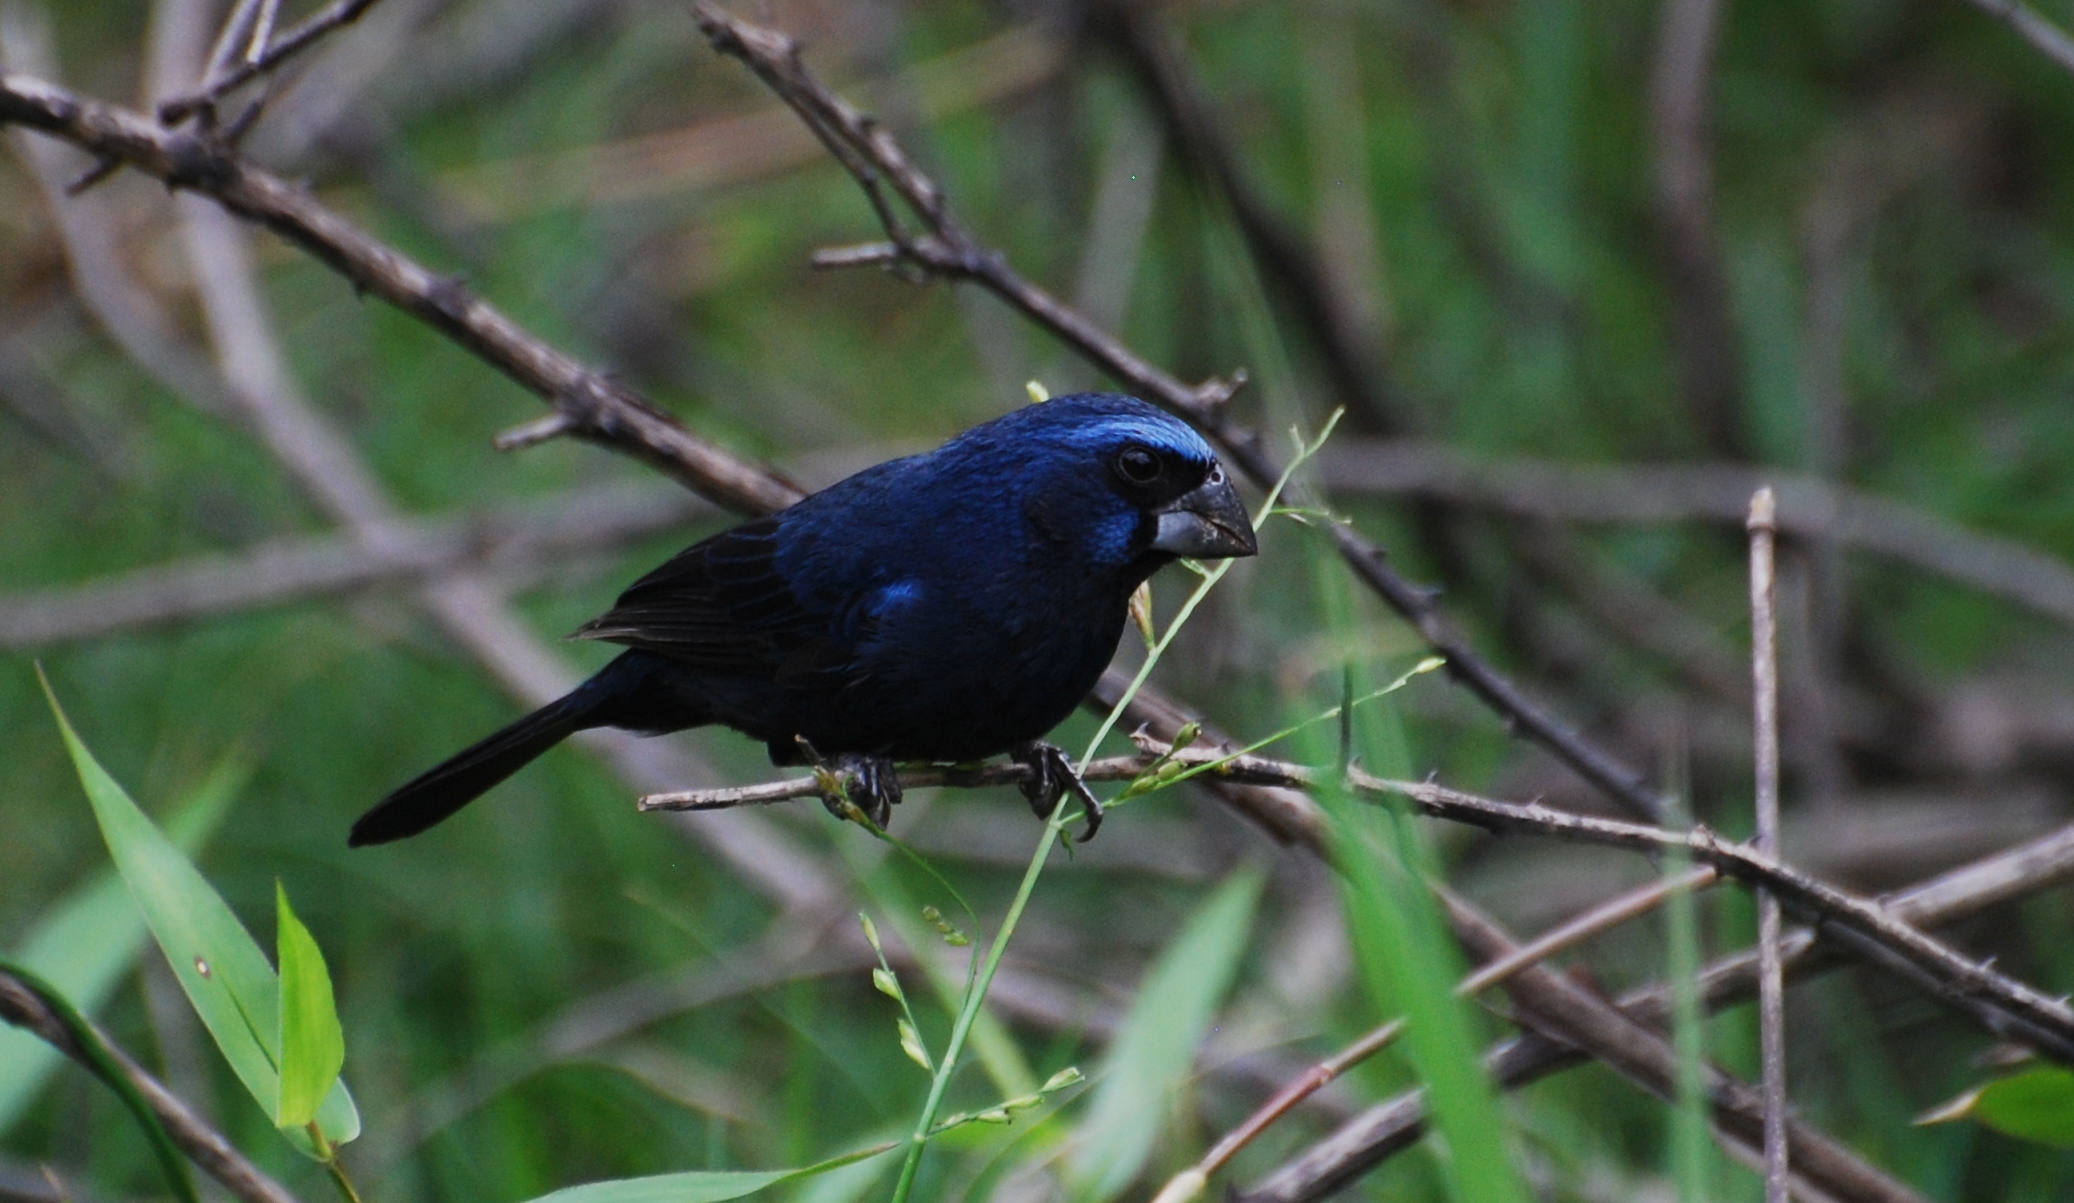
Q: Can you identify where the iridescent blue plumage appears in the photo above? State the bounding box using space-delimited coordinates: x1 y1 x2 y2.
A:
350 394 1254 845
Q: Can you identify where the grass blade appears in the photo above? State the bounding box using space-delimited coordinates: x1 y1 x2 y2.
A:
1067 867 1265 1201
522 1142 897 1203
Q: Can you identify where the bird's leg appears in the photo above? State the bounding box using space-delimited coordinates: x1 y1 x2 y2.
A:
1011 740 1103 842
829 752 902 830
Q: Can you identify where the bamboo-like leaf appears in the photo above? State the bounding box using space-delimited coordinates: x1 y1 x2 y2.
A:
274 881 345 1131
1067 868 1263 1201
41 673 359 1156
0 762 237 1133
1920 1066 2074 1147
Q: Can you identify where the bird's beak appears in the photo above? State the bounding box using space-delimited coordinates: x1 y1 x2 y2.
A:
1149 468 1258 559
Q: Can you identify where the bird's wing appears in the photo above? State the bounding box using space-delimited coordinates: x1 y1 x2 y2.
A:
571 517 839 675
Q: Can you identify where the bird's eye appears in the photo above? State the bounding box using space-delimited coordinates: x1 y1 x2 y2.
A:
1114 446 1163 485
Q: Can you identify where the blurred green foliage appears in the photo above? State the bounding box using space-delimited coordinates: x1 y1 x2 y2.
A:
10 0 2074 1201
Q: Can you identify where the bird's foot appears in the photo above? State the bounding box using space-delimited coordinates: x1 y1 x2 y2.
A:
1012 740 1103 842
816 751 902 831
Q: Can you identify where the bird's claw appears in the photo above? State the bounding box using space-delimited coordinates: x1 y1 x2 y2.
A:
820 752 902 831
1012 741 1103 842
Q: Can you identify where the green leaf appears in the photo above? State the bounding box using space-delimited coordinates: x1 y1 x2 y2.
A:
520 1143 896 1203
1067 867 1264 1202
274 881 345 1131
1319 785 1529 1203
0 763 237 1133
1920 1067 2074 1147
41 673 359 1157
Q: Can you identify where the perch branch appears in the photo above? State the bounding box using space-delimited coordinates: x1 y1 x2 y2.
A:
691 3 1670 824
642 739 2074 1060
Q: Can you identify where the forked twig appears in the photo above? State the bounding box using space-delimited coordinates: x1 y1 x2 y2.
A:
158 0 386 123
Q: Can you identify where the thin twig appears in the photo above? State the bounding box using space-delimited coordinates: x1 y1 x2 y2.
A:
640 738 2074 1062
1649 0 1743 458
0 969 304 1203
1459 866 1720 996
1957 0 2074 75
0 483 705 648
158 0 386 123
1749 488 1789 1203
1242 821 2074 1203
0 63 1311 849
1316 439 2074 630
690 3 1671 824
1151 865 1720 1202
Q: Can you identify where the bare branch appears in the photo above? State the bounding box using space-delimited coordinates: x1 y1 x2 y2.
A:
638 735 2074 1062
1749 488 1790 1203
1317 439 2074 628
1649 0 1744 458
0 482 704 648
690 3 1673 824
1245 818 2074 1201
159 0 387 124
1438 893 1928 1203
0 71 799 515
0 969 304 1203
1957 0 2074 75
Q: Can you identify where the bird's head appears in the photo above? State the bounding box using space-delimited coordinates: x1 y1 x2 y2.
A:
952 394 1257 579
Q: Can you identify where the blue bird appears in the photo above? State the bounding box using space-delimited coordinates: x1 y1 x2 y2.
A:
349 393 1256 847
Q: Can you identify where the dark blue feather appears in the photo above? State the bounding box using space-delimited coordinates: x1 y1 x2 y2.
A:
350 393 1250 845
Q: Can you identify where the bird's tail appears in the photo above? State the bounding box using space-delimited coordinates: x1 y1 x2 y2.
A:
350 662 637 846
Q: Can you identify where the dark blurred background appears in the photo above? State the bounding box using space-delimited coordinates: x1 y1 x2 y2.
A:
8 0 2074 1199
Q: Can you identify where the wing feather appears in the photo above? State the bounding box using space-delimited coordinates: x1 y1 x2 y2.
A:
571 516 838 676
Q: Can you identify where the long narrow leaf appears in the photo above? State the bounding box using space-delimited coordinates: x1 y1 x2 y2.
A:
274 881 345 1131
1300 558 1528 1203
40 673 359 1156
0 762 238 1132
522 1142 897 1203
1067 867 1264 1201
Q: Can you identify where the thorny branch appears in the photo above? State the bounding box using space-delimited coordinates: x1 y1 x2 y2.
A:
1242 820 2074 1202
691 4 1671 826
8 12 2074 1201
643 738 2074 1063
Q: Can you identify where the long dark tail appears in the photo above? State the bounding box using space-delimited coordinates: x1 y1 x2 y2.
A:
349 653 685 846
